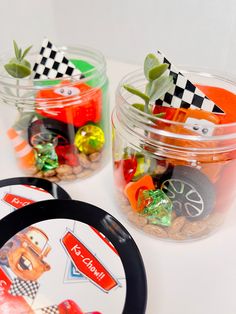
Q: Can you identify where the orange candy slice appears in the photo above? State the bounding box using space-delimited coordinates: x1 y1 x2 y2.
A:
124 175 155 211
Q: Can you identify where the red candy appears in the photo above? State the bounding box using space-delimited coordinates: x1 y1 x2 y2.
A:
36 82 102 127
58 299 84 314
114 157 137 186
56 144 79 166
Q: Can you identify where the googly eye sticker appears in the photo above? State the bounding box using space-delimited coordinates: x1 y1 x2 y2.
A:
185 117 215 136
54 86 80 97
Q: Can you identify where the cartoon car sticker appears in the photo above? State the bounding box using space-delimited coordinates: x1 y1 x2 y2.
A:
5 226 51 282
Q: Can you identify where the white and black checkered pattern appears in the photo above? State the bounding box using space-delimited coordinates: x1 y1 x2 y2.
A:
41 305 59 314
9 278 39 300
155 51 224 114
32 38 82 79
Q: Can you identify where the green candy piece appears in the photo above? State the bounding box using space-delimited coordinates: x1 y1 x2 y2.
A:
35 143 58 171
71 59 103 88
138 189 173 226
70 59 94 74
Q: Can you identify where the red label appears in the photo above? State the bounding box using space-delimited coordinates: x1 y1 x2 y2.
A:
3 193 34 209
0 267 12 291
61 231 118 292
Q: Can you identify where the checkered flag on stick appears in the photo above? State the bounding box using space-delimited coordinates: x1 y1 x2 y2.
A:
32 38 82 79
9 278 39 300
154 51 224 114
36 304 59 314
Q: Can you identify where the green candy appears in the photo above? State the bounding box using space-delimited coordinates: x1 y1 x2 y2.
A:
35 143 58 171
138 189 173 226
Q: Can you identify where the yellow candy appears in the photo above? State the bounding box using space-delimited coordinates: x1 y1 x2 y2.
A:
134 156 151 177
74 124 105 155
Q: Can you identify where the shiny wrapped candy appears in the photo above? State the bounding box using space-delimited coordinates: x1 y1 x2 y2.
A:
137 189 173 226
35 143 59 171
74 124 105 155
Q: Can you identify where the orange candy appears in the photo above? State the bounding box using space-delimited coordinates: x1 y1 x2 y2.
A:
36 81 102 127
196 85 236 124
124 175 155 211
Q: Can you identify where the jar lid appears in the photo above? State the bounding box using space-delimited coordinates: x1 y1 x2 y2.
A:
0 199 147 314
0 177 71 220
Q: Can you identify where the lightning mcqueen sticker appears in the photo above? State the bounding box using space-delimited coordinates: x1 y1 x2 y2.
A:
61 230 119 293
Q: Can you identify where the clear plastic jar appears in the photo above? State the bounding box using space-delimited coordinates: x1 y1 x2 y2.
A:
0 46 109 182
112 68 236 241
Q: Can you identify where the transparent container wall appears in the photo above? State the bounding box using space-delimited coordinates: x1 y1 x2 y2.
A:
0 47 109 182
112 69 236 241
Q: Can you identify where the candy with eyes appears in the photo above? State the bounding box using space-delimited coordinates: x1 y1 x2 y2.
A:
184 117 215 136
36 82 102 127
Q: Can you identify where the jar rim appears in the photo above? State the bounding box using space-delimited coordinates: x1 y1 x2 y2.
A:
116 67 236 142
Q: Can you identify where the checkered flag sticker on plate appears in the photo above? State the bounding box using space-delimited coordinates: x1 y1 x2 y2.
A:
155 51 224 114
9 277 39 300
32 38 82 79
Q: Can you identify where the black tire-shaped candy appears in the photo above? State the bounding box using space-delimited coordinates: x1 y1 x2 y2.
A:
161 165 215 220
28 118 76 147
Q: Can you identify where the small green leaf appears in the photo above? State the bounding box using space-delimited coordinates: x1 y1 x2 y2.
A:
132 103 145 111
148 63 169 81
144 53 160 80
4 41 32 78
149 76 174 101
123 84 150 102
21 45 32 60
18 48 22 60
4 62 31 78
13 40 19 59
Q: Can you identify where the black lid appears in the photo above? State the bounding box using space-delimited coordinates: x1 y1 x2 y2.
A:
0 199 147 314
0 177 71 200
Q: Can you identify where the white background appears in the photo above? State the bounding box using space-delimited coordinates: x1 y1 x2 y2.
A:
1 0 236 74
1 1 236 314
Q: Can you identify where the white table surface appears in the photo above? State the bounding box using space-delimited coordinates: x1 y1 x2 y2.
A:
0 59 236 314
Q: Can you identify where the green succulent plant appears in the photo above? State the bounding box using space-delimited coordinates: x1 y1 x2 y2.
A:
4 40 32 78
123 53 173 117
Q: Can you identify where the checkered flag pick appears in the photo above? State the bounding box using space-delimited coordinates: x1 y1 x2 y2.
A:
32 38 82 79
154 51 224 114
39 305 59 314
9 278 39 300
